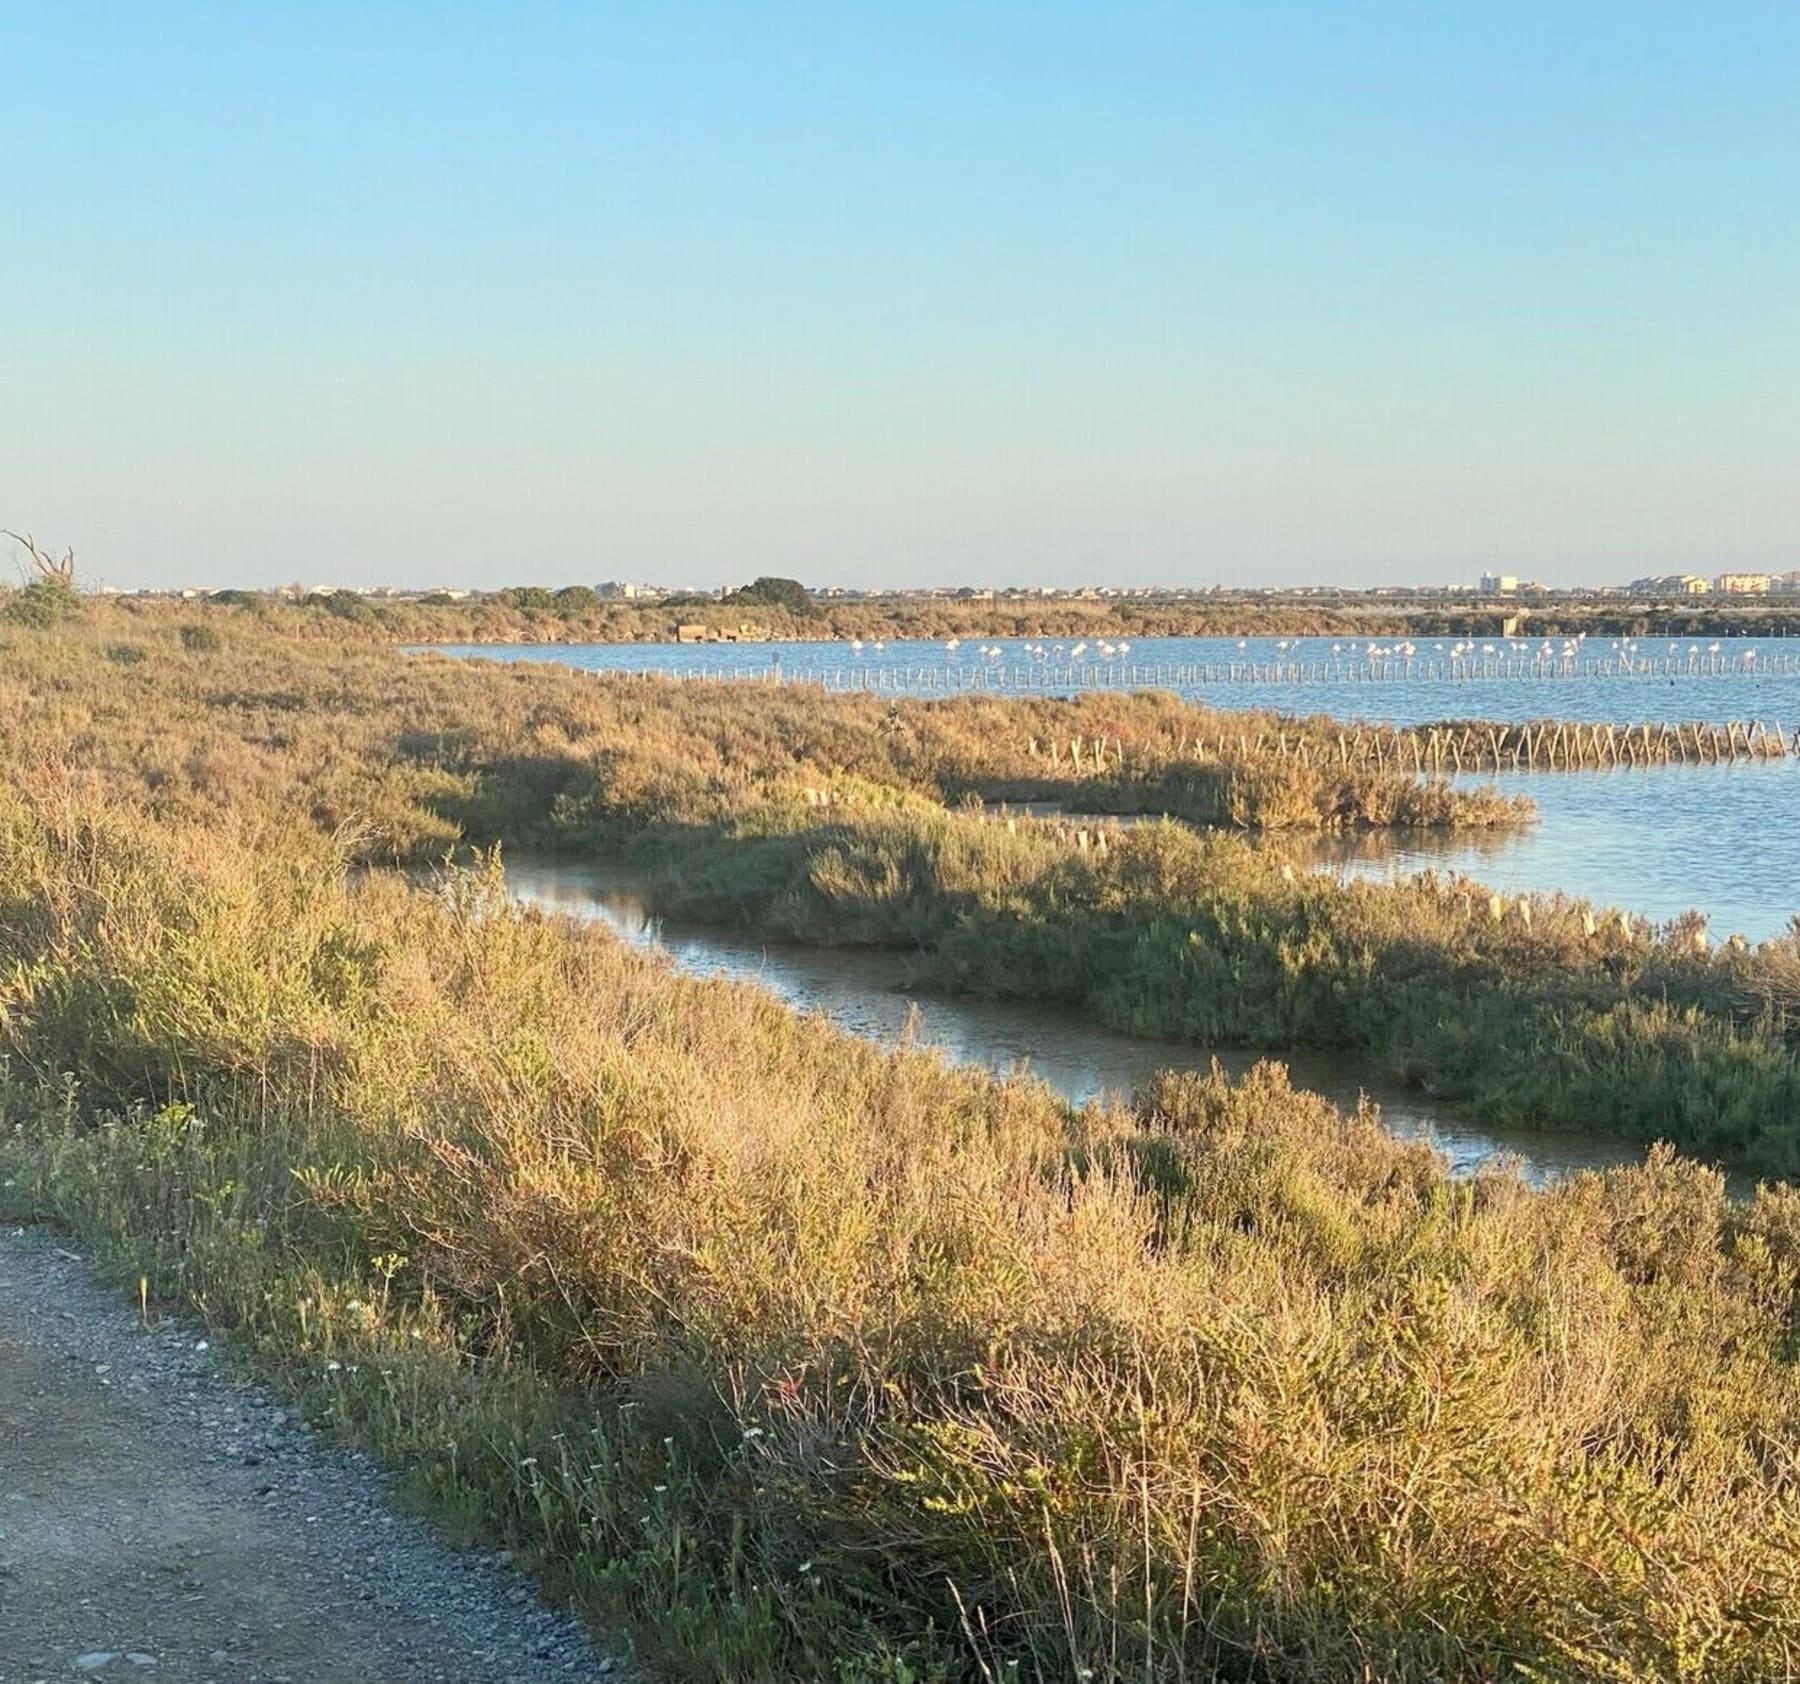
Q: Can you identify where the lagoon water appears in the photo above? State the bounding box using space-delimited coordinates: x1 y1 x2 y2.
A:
422 631 1800 728
433 637 1800 944
1270 758 1800 944
507 857 1653 1189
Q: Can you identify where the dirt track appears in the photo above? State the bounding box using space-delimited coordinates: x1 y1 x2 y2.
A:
0 1229 628 1684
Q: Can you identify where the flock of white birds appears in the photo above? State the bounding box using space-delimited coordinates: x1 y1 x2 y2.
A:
848 637 1134 659
834 633 1738 666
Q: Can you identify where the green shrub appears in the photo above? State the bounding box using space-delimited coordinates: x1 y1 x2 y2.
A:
2 573 83 628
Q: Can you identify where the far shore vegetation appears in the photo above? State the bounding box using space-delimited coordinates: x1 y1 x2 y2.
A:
37 569 1800 644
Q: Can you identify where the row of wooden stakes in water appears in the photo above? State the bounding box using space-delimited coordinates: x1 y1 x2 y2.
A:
1027 719 1797 775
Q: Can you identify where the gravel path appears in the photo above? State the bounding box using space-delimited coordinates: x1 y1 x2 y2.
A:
0 1227 632 1683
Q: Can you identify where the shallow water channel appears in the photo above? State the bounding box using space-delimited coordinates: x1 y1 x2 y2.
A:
507 857 1658 1189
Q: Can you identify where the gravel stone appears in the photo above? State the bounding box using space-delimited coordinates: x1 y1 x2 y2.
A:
0 1227 633 1682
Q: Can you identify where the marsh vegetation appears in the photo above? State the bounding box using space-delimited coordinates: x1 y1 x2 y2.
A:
5 605 1800 1679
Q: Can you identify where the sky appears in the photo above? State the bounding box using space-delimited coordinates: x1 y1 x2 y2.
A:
3 3 1797 594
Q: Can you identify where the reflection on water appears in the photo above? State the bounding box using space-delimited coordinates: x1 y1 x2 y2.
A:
1265 758 1800 944
1277 826 1520 871
506 857 1654 1189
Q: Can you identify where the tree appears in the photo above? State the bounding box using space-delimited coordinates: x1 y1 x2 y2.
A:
500 585 555 611
2 529 83 627
312 589 381 625
726 576 812 614
552 584 598 615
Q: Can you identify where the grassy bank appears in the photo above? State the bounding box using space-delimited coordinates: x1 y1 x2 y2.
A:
4 783 1800 1681
0 611 1528 838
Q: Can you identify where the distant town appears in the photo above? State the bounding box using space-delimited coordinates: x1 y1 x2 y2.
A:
79 569 1800 604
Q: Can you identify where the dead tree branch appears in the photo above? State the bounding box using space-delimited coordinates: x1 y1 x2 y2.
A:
2 530 77 583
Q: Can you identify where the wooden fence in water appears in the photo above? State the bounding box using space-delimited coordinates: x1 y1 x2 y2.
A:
670 651 1800 692
1026 719 1799 776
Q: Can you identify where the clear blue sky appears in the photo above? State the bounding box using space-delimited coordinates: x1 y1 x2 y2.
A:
4 2 1796 592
